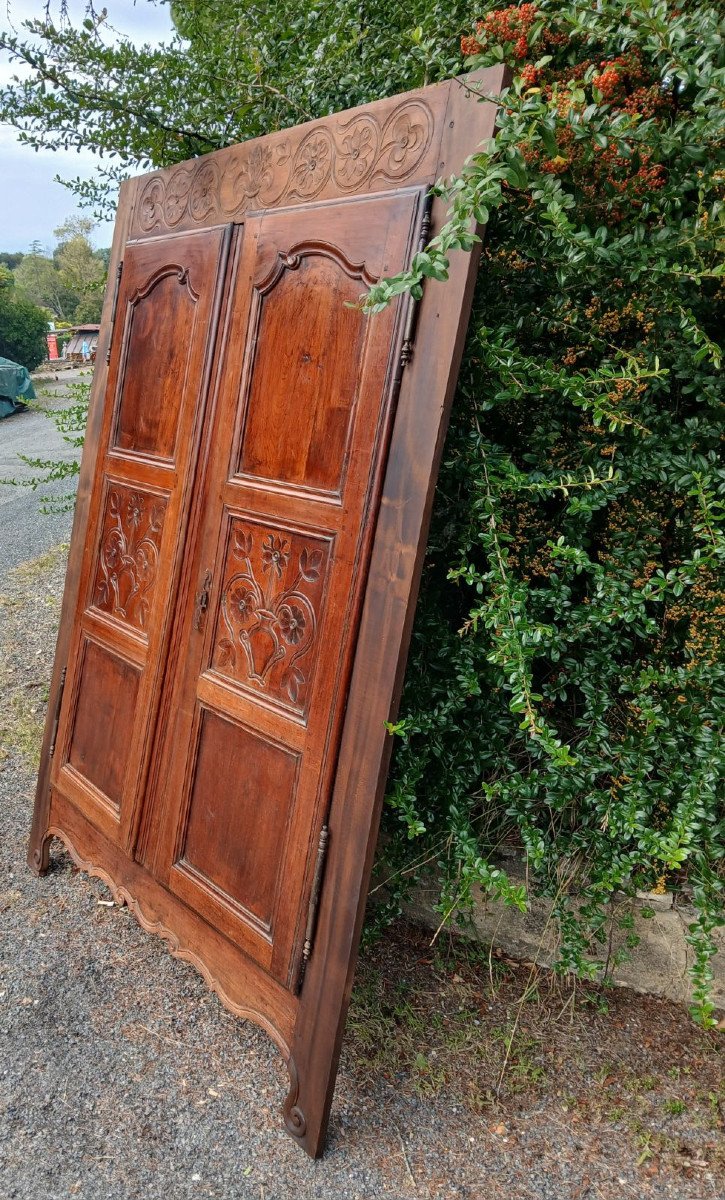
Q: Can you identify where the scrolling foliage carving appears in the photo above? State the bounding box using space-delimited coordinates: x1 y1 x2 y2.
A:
213 521 331 715
136 99 435 233
91 484 167 633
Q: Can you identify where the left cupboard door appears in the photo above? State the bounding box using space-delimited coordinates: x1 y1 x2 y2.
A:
49 226 232 854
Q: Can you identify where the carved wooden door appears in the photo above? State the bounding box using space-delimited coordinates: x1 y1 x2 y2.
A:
30 68 505 1157
142 190 427 993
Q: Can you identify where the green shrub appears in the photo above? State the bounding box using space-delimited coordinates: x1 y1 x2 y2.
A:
0 290 48 370
369 0 724 1025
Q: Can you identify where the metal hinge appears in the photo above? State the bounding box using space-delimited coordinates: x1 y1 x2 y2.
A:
48 666 67 760
106 260 124 364
296 823 330 992
398 193 434 371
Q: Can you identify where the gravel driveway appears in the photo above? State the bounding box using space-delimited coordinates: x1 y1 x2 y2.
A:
1 544 723 1199
0 368 83 574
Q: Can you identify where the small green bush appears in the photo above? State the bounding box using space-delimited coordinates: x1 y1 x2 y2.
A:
0 290 48 371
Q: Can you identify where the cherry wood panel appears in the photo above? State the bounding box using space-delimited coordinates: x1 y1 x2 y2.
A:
67 639 141 809
181 710 299 932
210 516 334 717
90 482 168 634
238 254 369 493
112 268 197 461
30 68 507 1158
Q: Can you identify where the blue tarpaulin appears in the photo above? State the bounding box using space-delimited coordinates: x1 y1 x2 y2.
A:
0 356 36 419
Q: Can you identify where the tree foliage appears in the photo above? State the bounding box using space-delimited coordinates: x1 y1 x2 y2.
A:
11 220 106 322
1 0 722 1019
0 278 49 371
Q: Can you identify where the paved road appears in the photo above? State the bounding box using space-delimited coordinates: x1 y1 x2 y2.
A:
0 368 88 574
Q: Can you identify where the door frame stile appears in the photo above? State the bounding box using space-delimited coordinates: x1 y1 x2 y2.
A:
29 177 139 876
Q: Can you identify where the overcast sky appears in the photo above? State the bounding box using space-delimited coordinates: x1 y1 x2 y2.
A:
0 1 174 252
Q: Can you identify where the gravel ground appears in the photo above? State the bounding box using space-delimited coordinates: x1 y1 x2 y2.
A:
0 368 83 574
1 546 723 1200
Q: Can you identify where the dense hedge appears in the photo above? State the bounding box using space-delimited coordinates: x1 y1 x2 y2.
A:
1 0 722 1018
368 1 724 1023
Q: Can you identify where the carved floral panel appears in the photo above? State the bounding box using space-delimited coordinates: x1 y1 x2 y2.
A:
211 518 332 717
91 484 167 634
134 98 436 235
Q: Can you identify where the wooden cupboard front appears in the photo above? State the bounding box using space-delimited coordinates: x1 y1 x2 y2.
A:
29 68 505 1157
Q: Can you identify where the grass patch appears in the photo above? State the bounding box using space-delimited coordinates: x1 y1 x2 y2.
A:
12 541 69 584
0 543 68 767
0 689 45 767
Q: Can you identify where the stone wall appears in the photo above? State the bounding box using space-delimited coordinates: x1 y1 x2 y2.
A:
406 857 725 1010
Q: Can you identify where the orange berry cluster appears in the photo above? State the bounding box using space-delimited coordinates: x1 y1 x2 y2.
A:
592 52 648 102
461 6 669 219
621 85 672 120
521 63 541 87
592 65 622 101
461 3 539 59
460 33 483 56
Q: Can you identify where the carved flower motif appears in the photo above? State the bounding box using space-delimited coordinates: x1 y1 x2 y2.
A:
293 133 332 197
231 584 256 622
338 123 376 185
126 492 144 528
189 162 218 220
279 604 306 646
238 145 274 200
379 105 431 178
163 172 192 225
103 527 124 572
388 115 424 169
139 179 164 231
261 535 290 577
134 544 154 585
93 485 166 633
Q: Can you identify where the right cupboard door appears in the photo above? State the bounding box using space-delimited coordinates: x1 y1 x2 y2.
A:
147 188 428 989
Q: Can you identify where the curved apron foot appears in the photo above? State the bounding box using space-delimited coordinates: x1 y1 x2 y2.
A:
28 830 53 877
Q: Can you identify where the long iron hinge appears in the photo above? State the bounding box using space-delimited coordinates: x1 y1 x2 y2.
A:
48 666 67 760
397 193 434 372
296 823 330 992
106 260 124 364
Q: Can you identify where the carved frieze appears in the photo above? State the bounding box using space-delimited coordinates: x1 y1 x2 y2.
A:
134 98 436 234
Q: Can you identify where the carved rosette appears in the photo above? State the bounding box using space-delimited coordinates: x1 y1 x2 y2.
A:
91 485 167 633
375 103 433 180
289 130 334 199
138 178 165 232
162 167 193 226
134 98 434 233
334 115 379 188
